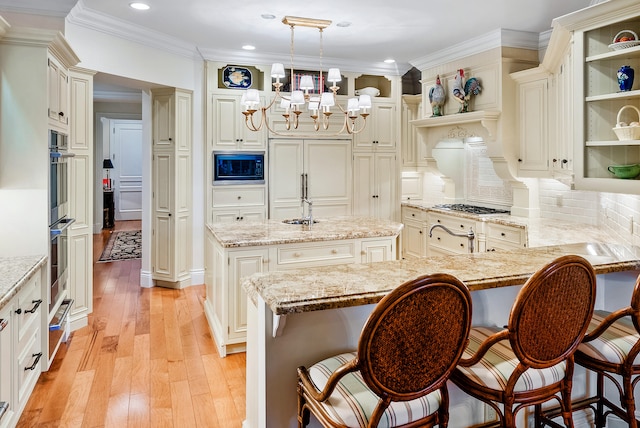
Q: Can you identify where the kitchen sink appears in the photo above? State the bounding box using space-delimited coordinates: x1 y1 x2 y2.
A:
281 218 318 225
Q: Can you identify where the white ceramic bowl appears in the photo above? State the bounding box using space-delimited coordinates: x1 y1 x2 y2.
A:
355 87 380 97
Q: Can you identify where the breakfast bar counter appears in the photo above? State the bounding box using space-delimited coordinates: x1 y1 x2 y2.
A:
243 243 640 428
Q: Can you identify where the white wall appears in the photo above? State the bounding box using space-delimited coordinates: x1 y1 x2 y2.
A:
64 20 206 286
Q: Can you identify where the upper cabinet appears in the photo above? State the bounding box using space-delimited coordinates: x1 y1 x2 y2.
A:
553 0 640 193
47 55 69 131
353 101 397 150
211 94 266 150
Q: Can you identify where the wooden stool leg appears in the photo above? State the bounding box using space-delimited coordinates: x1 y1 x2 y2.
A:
623 375 638 428
595 372 605 428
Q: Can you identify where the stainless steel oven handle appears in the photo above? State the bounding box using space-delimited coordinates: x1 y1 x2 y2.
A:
0 401 8 421
50 218 76 236
49 299 73 331
49 151 76 159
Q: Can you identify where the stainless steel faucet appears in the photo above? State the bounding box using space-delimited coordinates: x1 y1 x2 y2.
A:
428 224 475 253
301 198 313 228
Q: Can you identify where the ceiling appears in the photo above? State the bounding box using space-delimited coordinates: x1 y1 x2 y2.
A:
0 0 597 90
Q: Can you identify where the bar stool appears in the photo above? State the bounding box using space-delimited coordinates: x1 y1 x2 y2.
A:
571 274 640 427
296 273 473 428
451 255 597 427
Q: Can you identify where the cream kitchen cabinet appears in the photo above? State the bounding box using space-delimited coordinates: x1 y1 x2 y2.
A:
47 54 69 131
515 73 550 176
353 101 397 150
210 185 266 223
484 223 527 252
269 139 352 219
204 219 401 357
353 152 397 221
427 212 476 256
151 88 193 288
401 206 428 258
211 94 266 150
401 95 425 168
0 304 13 428
552 0 640 193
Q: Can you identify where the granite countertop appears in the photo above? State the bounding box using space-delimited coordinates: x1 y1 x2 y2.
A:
243 242 640 315
207 216 404 248
0 255 47 312
402 202 616 247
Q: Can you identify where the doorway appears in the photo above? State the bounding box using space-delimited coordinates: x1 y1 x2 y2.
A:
107 119 143 221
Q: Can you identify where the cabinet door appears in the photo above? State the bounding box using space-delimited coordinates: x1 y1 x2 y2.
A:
354 102 396 150
269 139 304 219
47 56 68 127
228 249 268 340
352 152 375 217
213 96 241 149
304 140 352 217
517 78 549 175
552 50 573 175
403 221 427 258
374 152 396 220
152 151 175 279
0 305 14 428
361 239 393 263
58 68 69 126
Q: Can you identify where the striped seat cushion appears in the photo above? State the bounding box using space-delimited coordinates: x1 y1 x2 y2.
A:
307 352 442 428
577 310 640 366
455 327 567 393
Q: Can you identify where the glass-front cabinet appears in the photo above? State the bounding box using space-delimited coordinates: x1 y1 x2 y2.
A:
563 0 640 193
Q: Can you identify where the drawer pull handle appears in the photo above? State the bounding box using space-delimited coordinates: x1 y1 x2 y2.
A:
293 253 301 258
237 196 242 200
0 319 7 332
501 232 506 236
25 352 42 371
331 249 338 254
460 224 464 229
437 219 441 223
25 299 42 314
437 237 441 241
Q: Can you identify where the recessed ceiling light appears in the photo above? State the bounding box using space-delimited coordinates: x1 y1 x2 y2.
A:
130 2 150 10
384 59 396 64
242 45 256 50
261 14 276 20
336 21 351 28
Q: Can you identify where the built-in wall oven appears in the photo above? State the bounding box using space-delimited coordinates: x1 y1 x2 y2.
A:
48 130 74 361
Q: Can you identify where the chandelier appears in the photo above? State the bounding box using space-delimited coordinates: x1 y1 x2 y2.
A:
241 16 371 136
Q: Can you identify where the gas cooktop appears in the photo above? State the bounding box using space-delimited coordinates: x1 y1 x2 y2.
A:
433 204 510 215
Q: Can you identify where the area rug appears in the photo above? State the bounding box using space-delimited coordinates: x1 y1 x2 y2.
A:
99 230 142 262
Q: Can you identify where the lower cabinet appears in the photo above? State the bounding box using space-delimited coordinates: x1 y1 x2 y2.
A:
484 223 527 251
204 231 397 357
0 265 44 427
211 185 266 223
401 206 427 258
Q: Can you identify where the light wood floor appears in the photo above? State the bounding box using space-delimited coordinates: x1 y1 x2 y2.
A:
17 221 246 427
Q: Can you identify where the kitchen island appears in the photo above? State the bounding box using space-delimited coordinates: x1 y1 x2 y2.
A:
243 243 640 428
204 216 403 357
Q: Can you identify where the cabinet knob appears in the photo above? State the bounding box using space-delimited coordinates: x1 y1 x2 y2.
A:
501 232 506 236
411 213 415 217
553 158 558 163
331 249 338 254
460 243 464 247
518 158 522 162
419 230 422 234
59 111 65 117
562 159 568 164
237 196 242 200
437 219 441 223
168 138 172 141
239 216 244 220
15 308 22 315
460 224 464 229
437 237 441 241
293 253 301 258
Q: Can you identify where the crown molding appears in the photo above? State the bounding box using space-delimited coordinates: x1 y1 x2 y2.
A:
66 0 199 60
410 29 540 71
0 0 75 18
1 25 79 66
197 47 410 76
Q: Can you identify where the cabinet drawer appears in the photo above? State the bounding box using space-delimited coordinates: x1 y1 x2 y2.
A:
212 187 265 207
16 328 42 404
429 213 476 233
486 223 525 246
16 275 42 343
402 207 428 222
274 241 357 268
428 229 471 254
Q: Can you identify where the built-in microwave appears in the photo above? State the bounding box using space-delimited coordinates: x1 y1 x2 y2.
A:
213 151 265 185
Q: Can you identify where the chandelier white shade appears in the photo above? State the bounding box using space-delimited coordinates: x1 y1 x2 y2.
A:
241 16 371 136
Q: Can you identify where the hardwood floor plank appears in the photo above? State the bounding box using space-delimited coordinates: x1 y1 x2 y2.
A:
170 380 197 427
58 370 95 428
18 220 247 428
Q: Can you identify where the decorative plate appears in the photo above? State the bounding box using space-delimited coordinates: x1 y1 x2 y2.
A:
223 66 252 89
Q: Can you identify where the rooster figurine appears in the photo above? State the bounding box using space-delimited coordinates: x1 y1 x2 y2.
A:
428 74 445 117
451 69 482 113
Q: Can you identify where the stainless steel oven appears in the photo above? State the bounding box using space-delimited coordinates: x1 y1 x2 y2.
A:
48 130 75 362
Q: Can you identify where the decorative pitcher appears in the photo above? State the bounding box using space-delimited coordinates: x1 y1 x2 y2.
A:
618 65 635 91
